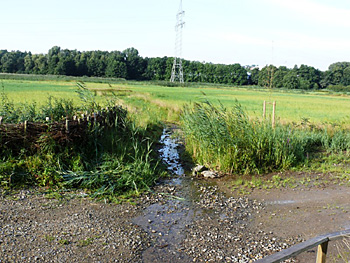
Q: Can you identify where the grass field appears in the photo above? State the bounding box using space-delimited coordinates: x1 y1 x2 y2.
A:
2 78 350 126
3 75 350 193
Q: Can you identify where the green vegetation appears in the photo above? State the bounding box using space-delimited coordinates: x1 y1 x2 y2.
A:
3 73 350 198
0 83 165 201
4 77 350 125
2 46 350 90
181 101 350 175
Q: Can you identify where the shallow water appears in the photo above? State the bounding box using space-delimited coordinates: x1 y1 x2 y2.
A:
132 128 195 262
158 128 185 176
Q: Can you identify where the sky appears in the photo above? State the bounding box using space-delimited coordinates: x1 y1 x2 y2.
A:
2 0 350 71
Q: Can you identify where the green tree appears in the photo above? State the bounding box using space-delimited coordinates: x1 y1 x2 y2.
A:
283 71 300 89
24 52 35 73
258 65 277 88
124 48 146 80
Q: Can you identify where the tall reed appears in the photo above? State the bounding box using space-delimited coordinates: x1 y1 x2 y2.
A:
181 101 324 174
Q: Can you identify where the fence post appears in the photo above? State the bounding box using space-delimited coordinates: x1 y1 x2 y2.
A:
316 241 328 263
272 101 276 128
263 101 266 119
66 119 70 132
24 120 28 133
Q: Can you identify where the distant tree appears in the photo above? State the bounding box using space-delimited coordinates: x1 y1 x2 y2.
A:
258 65 277 88
296 64 321 89
283 71 300 89
249 68 260 85
47 46 61 74
272 66 288 88
32 54 48 74
124 48 146 80
343 67 350 86
105 59 127 78
143 57 167 80
24 52 35 73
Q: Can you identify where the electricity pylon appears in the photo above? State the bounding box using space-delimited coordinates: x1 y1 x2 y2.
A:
170 0 185 83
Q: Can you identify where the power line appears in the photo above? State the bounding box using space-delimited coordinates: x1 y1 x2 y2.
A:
170 0 185 83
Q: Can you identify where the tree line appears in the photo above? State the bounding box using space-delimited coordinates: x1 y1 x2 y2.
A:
0 46 349 89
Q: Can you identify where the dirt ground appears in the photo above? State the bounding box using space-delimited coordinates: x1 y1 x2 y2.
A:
216 172 350 262
1 172 350 262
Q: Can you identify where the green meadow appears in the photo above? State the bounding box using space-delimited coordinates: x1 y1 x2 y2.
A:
2 78 350 126
3 75 350 195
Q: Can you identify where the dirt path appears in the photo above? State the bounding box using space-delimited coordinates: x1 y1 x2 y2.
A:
215 174 350 262
1 176 350 262
251 185 350 262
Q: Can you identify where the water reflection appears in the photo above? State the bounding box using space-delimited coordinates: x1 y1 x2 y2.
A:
158 129 185 176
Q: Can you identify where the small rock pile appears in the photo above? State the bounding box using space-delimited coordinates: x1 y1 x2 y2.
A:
192 165 222 178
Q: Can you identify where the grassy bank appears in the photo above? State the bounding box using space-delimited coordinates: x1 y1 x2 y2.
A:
0 84 165 201
181 101 350 175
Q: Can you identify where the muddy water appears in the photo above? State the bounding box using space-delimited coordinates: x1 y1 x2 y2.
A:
132 128 197 262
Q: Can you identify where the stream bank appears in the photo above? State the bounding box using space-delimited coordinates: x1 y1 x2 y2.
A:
2 128 348 262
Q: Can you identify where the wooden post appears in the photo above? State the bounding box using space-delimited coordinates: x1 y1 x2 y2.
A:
66 119 70 132
0 116 2 125
316 241 328 263
24 120 28 133
272 101 276 128
263 101 266 119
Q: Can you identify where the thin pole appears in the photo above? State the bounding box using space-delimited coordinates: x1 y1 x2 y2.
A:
263 101 266 119
272 101 276 128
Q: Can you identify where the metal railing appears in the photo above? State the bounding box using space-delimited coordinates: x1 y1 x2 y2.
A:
255 229 350 263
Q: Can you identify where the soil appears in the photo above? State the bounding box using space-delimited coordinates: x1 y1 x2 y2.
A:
216 172 350 262
2 173 349 263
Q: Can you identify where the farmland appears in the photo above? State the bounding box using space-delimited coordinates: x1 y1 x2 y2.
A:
2 77 350 125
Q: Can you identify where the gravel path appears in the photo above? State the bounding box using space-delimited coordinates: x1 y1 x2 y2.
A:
0 178 302 263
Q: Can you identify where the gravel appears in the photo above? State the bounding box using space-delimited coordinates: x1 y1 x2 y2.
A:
0 180 303 262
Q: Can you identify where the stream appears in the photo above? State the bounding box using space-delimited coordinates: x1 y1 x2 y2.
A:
131 128 309 262
132 128 197 262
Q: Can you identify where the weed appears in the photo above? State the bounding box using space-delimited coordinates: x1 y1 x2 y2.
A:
77 237 94 247
58 239 70 245
45 235 55 242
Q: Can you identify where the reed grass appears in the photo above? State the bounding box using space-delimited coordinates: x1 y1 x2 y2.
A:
181 101 350 175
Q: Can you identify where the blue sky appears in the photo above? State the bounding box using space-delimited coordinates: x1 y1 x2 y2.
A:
2 0 350 70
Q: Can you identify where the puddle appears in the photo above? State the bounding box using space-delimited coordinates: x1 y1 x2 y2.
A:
132 198 194 262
